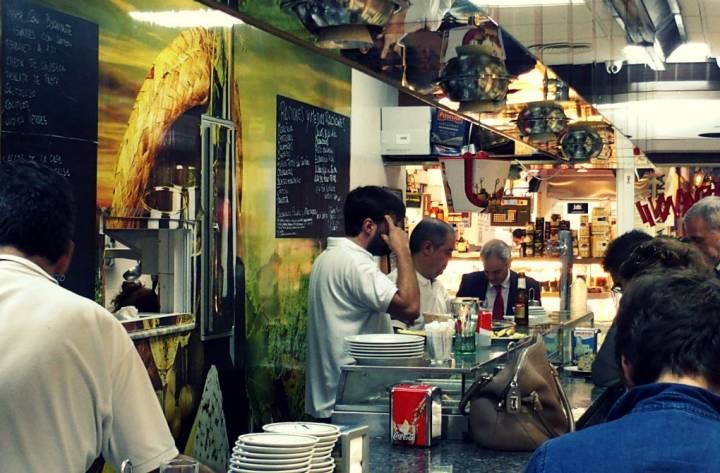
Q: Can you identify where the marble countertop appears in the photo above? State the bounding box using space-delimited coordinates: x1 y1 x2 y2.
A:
367 374 607 473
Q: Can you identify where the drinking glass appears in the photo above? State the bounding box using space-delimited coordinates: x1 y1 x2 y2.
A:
159 459 199 473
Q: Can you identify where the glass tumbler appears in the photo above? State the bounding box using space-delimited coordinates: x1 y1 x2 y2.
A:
159 459 199 473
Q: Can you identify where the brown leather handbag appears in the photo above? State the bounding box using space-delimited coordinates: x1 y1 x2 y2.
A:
458 335 574 451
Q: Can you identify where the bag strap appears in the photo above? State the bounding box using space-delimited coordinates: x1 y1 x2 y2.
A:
458 374 492 416
528 366 575 437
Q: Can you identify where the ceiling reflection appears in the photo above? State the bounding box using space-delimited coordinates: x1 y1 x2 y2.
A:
205 0 620 166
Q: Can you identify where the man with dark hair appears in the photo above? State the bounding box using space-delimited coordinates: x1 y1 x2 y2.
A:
591 230 651 387
0 161 210 473
526 270 720 472
601 229 652 285
389 218 456 330
306 186 420 419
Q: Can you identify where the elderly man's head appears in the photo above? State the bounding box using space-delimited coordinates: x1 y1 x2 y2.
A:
481 239 511 286
409 218 456 280
684 196 720 266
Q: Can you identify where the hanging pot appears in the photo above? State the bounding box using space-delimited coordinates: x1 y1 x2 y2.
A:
517 101 568 143
559 124 604 162
282 0 401 49
439 49 512 113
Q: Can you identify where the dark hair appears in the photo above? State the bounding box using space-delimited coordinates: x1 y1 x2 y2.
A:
112 281 161 313
0 160 75 262
602 230 651 283
409 218 455 254
615 270 720 388
618 236 713 283
343 186 405 236
512 228 525 239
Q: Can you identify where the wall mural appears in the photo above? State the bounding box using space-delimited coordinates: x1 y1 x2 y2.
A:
233 24 351 426
0 0 235 470
2 1 352 466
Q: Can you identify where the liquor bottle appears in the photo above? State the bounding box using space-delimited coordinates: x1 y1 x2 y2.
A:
515 272 529 327
456 233 468 253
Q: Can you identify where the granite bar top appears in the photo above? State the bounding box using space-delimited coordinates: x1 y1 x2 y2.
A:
367 373 607 473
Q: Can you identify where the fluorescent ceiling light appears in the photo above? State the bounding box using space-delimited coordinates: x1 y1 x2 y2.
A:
471 0 583 6
623 45 665 71
129 9 243 28
666 42 711 63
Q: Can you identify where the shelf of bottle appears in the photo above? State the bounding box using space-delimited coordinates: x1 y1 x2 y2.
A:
513 257 604 265
450 252 604 265
542 291 611 299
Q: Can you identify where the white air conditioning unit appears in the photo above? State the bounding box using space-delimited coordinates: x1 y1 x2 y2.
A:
380 106 431 155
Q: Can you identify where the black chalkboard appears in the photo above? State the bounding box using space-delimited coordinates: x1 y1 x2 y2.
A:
1 0 99 299
275 95 350 238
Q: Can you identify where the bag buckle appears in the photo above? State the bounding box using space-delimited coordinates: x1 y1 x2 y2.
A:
505 380 521 413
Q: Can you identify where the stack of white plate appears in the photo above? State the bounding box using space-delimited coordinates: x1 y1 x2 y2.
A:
229 432 318 473
263 422 340 473
529 306 549 325
345 334 425 361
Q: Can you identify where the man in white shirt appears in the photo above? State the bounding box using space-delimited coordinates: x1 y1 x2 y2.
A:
389 218 456 330
0 161 211 473
305 186 420 419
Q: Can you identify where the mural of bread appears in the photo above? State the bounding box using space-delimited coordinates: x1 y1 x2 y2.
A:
111 28 215 221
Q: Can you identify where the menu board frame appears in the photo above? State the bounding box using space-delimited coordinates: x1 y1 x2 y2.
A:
275 95 350 239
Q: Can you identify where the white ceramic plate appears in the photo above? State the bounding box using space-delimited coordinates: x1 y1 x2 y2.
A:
348 353 424 359
231 455 312 465
347 340 424 348
231 459 311 470
309 457 334 468
236 444 315 455
228 467 309 473
232 450 312 460
347 344 424 351
564 365 592 374
350 353 425 360
263 422 339 437
237 433 318 449
309 467 335 473
345 334 424 344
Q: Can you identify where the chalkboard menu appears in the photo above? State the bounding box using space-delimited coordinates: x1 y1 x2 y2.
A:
1 0 99 299
276 95 350 238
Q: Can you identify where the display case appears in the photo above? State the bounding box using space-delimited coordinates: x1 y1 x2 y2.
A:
332 311 593 440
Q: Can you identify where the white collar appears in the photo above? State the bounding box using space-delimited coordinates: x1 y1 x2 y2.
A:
326 237 372 257
0 254 58 284
416 271 433 287
489 270 511 290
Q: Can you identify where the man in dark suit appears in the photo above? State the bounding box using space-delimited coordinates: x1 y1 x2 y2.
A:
456 239 540 319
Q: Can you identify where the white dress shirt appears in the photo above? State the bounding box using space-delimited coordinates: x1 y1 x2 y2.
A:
388 270 450 330
484 271 511 315
0 255 178 473
305 238 397 418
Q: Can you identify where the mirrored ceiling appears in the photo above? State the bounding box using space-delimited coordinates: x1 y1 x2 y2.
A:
199 0 666 167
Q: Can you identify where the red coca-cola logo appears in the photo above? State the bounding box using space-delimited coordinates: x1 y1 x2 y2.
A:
391 430 416 442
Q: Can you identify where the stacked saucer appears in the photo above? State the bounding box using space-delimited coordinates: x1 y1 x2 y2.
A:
229 432 318 473
344 334 425 362
263 422 340 473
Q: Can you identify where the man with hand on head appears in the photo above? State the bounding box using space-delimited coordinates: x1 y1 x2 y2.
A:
389 218 456 330
305 186 420 420
0 161 213 473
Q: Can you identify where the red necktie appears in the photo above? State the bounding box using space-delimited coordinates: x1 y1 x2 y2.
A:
492 284 504 320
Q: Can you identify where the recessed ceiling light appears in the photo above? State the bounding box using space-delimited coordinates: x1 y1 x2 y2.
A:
129 9 243 28
471 0 584 6
667 43 711 63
